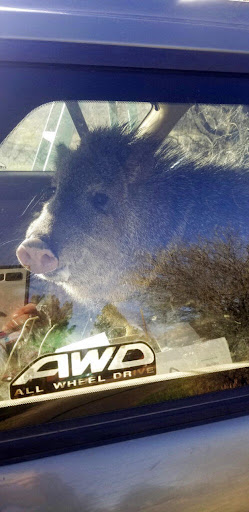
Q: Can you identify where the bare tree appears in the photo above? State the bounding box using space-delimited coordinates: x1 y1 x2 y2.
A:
134 231 249 359
168 104 249 170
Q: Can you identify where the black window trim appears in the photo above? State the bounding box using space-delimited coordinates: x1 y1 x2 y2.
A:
1 385 249 466
2 62 249 144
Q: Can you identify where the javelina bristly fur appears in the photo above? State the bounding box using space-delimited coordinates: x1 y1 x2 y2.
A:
17 126 249 306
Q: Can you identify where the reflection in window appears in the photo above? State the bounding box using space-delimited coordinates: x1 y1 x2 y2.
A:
2 101 249 419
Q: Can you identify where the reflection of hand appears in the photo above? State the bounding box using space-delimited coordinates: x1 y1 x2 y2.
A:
3 303 39 334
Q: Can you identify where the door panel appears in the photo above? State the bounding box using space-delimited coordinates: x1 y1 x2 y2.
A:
1 416 249 512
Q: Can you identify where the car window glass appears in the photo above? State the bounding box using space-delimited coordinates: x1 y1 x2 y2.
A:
1 99 249 429
0 102 151 171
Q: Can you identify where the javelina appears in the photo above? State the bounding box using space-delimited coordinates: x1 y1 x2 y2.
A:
16 125 249 307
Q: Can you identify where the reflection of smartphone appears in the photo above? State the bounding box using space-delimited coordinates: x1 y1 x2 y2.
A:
0 266 30 331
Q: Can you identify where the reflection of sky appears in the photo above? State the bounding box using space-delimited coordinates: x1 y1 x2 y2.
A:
145 169 249 248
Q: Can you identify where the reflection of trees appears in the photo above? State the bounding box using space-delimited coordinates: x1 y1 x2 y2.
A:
93 303 160 352
134 231 249 360
29 294 76 354
1 295 75 381
0 295 75 381
93 303 136 339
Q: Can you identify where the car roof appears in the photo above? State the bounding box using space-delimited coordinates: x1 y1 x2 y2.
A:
1 0 249 52
1 0 249 72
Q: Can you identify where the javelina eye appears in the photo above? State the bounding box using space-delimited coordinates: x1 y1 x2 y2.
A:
91 192 109 212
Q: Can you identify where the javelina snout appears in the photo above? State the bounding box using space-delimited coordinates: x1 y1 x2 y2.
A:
16 125 249 306
16 238 59 274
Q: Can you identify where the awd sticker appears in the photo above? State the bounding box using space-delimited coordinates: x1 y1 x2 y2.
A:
10 342 156 399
